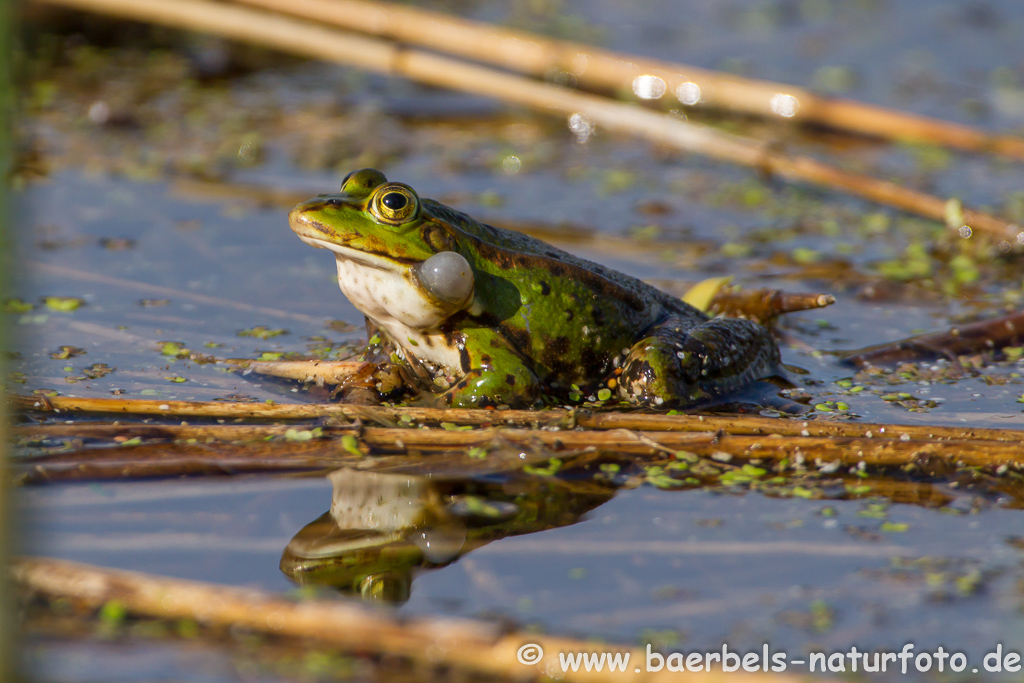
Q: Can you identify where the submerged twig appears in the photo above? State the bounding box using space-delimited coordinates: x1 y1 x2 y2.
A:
18 441 355 482
233 0 1024 160
840 310 1024 367
31 0 1022 241
29 260 324 325
14 433 572 483
12 556 807 683
13 394 1024 443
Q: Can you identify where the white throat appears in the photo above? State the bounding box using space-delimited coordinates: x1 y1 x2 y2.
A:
333 255 463 373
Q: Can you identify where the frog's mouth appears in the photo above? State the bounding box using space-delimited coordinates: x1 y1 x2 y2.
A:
296 235 416 273
290 206 417 272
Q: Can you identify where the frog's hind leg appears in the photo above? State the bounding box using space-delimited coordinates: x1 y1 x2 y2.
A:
619 316 781 407
444 334 544 409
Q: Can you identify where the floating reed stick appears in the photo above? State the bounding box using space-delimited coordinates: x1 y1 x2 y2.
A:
32 0 1022 241
226 358 373 385
13 394 1024 443
234 0 1024 160
840 310 1024 367
16 420 1024 479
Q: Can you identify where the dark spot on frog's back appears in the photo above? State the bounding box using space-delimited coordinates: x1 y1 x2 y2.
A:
539 281 551 296
497 322 530 351
540 335 571 365
546 262 567 278
505 373 516 386
541 335 575 377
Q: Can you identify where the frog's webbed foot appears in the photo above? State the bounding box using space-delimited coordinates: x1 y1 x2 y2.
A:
619 316 781 407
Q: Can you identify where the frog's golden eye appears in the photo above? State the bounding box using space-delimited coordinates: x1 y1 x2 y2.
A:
370 184 419 225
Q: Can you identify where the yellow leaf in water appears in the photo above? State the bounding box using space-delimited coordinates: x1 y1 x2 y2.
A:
681 277 731 312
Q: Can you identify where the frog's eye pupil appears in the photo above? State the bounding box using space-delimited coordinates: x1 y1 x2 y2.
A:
372 184 419 224
382 192 408 211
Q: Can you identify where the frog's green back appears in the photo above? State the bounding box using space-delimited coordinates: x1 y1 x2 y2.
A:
422 198 708 386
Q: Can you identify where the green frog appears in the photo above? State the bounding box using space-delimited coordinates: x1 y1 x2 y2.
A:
290 168 781 408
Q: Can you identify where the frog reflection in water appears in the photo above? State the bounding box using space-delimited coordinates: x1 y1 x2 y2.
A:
280 468 613 602
290 168 781 408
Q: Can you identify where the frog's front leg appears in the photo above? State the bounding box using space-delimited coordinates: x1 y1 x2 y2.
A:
446 332 543 409
619 316 781 407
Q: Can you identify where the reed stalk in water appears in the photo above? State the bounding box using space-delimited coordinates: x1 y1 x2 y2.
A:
31 0 1024 242
233 0 1024 160
12 556 809 683
15 418 1024 485
13 394 1024 442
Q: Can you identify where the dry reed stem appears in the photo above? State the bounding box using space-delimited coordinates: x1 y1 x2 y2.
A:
840 310 1024 367
32 0 1021 241
16 419 1024 472
13 394 1024 443
13 557 806 683
352 428 1021 468
234 0 1024 160
226 359 372 384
